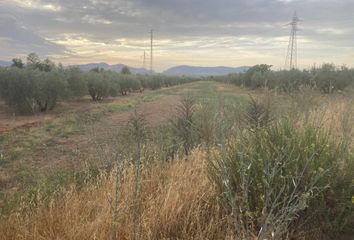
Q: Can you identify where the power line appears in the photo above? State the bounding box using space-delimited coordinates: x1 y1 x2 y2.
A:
285 12 300 70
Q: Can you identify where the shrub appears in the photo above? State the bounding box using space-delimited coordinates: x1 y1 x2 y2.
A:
208 120 353 239
244 96 274 131
170 96 197 156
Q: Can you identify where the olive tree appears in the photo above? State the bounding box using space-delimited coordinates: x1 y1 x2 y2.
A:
87 72 110 101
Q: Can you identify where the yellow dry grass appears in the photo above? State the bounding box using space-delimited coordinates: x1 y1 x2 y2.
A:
1 88 353 240
0 150 235 240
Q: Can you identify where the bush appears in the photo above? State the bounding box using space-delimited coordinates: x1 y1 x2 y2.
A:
244 96 274 130
219 63 354 94
312 64 354 93
208 121 353 239
170 96 197 156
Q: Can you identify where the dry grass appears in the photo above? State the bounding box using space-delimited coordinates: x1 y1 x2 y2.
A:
1 85 353 240
0 150 235 240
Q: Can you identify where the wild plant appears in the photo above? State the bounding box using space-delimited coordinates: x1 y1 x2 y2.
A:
170 96 197 156
127 109 148 240
208 120 353 239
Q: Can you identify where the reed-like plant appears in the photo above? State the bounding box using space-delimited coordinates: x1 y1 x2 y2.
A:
208 120 353 239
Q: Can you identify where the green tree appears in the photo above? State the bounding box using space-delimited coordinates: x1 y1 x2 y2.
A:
11 58 24 69
66 67 87 98
33 71 66 112
121 66 131 74
87 72 109 101
244 64 272 88
26 53 41 70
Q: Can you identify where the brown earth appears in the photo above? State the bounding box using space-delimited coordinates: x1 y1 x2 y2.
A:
0 93 147 135
0 89 182 205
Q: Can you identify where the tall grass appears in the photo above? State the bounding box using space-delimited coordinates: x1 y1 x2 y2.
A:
1 83 353 239
0 151 234 240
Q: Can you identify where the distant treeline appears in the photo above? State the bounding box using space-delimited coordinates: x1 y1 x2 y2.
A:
212 64 354 93
0 53 200 114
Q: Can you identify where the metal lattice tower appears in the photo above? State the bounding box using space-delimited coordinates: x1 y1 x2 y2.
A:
285 12 300 69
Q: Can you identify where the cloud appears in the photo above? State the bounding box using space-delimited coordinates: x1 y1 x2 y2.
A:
0 13 67 59
8 0 62 12
0 0 353 69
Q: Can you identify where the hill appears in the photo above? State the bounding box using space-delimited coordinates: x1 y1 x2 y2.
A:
0 60 11 67
75 62 149 74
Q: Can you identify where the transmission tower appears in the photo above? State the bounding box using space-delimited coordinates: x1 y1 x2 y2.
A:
150 29 154 74
285 12 300 69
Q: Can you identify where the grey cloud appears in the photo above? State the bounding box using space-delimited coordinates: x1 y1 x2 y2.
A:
0 0 353 65
10 0 352 40
0 11 67 59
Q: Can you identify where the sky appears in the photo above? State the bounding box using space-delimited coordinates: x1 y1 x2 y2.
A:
0 0 353 71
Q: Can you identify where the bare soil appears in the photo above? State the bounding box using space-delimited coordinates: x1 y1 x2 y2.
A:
0 90 181 204
0 93 147 135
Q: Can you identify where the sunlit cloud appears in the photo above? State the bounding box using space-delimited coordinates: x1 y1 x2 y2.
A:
82 15 112 25
9 0 62 12
0 0 353 70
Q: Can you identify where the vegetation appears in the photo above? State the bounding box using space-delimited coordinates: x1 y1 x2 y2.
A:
215 63 354 93
208 120 353 239
0 53 200 113
0 67 353 239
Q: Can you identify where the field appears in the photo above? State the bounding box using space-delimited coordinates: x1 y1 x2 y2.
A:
0 81 353 239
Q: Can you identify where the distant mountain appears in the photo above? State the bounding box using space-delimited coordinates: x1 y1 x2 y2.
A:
163 65 249 77
0 60 11 68
75 62 149 74
0 60 249 77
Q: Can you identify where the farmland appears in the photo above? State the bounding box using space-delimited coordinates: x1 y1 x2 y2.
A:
0 76 353 239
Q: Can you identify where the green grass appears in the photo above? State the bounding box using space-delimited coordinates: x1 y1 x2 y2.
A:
0 81 249 167
0 81 250 216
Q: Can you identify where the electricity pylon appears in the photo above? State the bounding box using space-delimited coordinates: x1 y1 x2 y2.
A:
285 12 300 70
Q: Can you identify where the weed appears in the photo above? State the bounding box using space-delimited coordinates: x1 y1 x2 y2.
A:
208 120 353 239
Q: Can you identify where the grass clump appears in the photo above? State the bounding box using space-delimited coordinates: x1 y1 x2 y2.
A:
208 120 354 239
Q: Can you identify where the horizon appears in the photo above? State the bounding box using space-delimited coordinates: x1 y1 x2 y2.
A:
1 0 353 71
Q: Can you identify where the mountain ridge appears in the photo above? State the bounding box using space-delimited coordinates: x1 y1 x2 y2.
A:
0 60 250 76
162 65 249 77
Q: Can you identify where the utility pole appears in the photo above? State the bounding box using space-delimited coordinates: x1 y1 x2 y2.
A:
285 12 300 70
150 29 153 74
142 50 146 70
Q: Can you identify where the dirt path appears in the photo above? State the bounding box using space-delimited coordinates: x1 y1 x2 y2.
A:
0 93 147 135
0 89 182 204
109 95 179 127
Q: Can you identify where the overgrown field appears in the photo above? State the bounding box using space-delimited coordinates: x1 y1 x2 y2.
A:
0 81 353 239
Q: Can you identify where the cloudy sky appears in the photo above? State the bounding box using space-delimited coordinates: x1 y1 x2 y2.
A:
0 0 353 71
